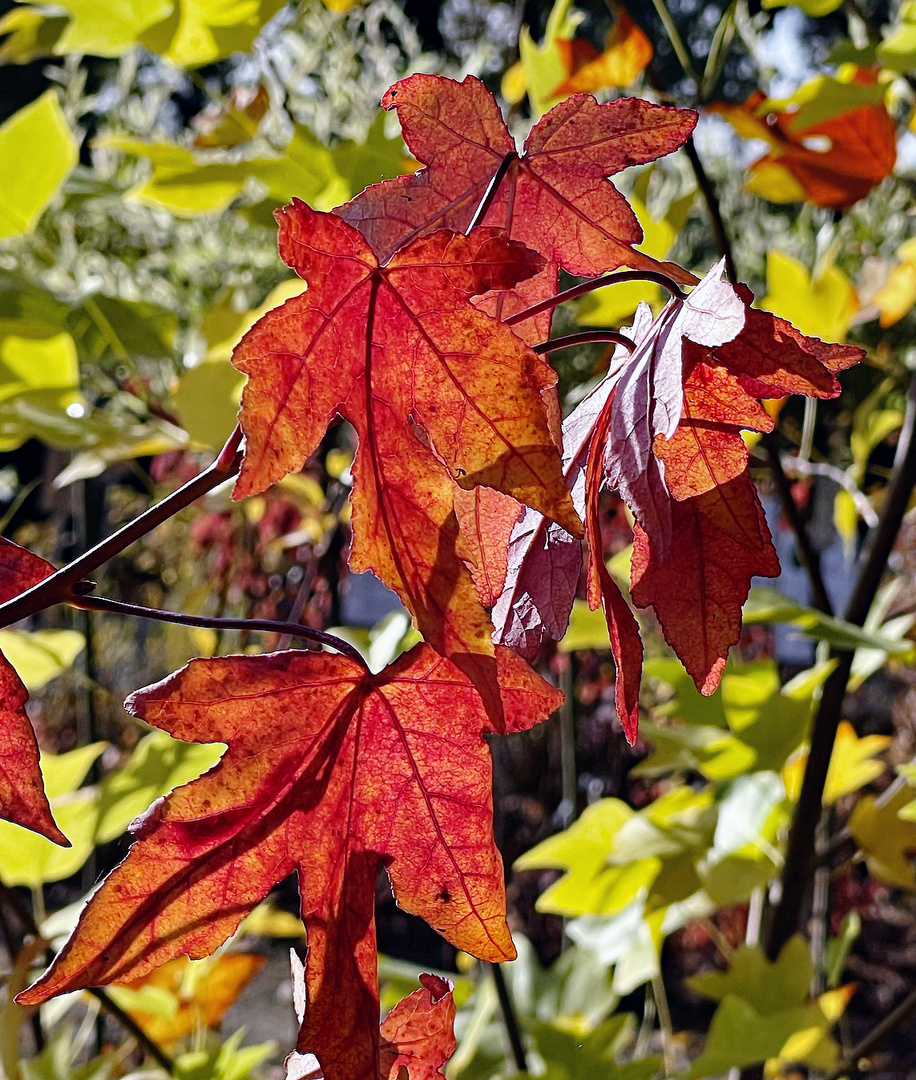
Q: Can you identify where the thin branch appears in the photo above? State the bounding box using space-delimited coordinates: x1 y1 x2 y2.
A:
763 371 916 961
0 427 243 629
681 137 736 282
823 983 916 1080
0 878 176 1075
761 432 834 616
490 963 527 1073
69 593 369 669
506 269 686 327
534 330 635 355
466 152 518 233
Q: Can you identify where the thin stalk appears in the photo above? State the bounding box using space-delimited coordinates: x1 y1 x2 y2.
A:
69 594 369 669
652 974 675 1074
466 152 518 233
760 432 833 615
823 983 916 1080
0 879 175 1075
506 269 686 328
648 0 699 86
534 331 635 355
0 427 243 628
700 0 738 101
681 138 736 281
490 963 527 1073
763 371 916 961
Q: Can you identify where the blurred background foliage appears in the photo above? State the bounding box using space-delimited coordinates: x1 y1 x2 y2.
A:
4 0 916 1077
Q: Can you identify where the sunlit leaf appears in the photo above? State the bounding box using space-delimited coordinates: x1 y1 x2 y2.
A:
20 645 562 1080
0 91 78 240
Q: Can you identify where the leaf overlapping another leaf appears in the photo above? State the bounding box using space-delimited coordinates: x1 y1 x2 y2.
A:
232 199 579 716
338 74 698 342
495 265 862 735
19 645 562 1080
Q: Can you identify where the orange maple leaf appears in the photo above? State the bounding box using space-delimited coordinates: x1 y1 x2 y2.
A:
232 200 579 716
0 538 68 845
19 645 562 1080
711 81 896 209
552 12 653 96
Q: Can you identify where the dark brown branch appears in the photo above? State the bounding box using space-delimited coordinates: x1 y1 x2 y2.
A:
534 330 636 355
0 427 243 629
682 137 736 281
763 371 916 961
490 963 527 1072
69 593 369 669
760 431 833 616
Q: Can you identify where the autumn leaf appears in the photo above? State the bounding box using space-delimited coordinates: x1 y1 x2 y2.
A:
630 286 861 692
711 73 896 209
337 73 698 328
496 266 860 720
114 953 266 1047
0 537 68 845
378 973 456 1080
287 972 456 1080
19 645 562 1080
551 12 653 96
232 199 578 714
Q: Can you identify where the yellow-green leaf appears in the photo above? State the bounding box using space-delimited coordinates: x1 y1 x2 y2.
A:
850 787 916 888
0 91 78 240
783 720 890 806
0 629 84 691
761 249 858 343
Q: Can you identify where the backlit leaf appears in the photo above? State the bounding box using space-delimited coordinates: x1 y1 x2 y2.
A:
113 953 266 1047
711 73 896 209
338 72 698 332
0 91 78 240
551 12 653 96
0 538 67 845
232 200 578 712
783 721 890 806
849 787 916 888
19 645 562 1080
761 250 858 343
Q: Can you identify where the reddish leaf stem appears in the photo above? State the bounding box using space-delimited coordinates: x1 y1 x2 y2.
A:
0 427 243 629
465 151 518 233
505 269 686 327
69 593 370 669
534 330 636 355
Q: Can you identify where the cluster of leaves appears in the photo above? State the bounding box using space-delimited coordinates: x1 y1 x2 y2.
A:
5 0 916 1078
0 57 862 1078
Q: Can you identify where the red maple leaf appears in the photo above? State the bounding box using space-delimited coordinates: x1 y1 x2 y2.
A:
19 645 562 1080
494 268 861 733
338 74 698 336
0 538 68 845
232 199 579 715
